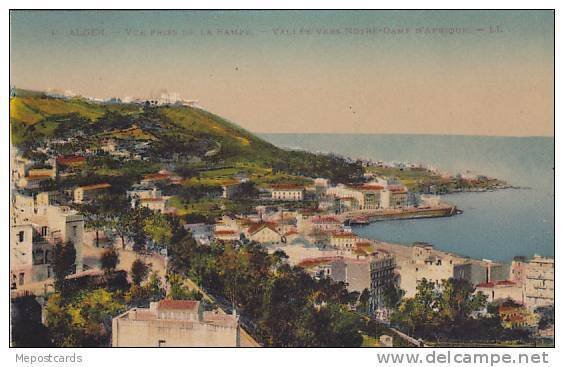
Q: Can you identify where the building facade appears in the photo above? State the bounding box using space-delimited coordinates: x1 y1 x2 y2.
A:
524 255 554 309
112 300 240 347
369 251 397 312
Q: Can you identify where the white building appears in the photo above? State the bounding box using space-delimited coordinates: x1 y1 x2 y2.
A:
330 231 358 252
112 300 240 347
270 184 304 201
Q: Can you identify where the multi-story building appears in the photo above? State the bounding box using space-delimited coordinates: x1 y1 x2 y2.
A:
12 190 85 289
399 243 469 297
112 300 240 347
369 251 397 312
10 222 52 288
524 255 554 309
330 257 371 292
326 184 365 210
330 231 358 252
310 216 343 233
269 184 304 201
74 183 111 204
509 256 528 286
381 188 408 209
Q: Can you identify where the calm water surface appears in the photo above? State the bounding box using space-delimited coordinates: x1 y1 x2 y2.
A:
261 134 554 262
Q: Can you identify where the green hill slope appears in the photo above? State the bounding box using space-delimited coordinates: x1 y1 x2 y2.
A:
10 90 364 184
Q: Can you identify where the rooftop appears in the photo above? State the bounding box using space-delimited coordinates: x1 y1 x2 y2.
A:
158 299 200 311
78 183 111 190
270 184 304 190
476 280 517 288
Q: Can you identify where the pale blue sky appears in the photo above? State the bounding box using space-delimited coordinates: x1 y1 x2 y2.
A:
10 10 554 136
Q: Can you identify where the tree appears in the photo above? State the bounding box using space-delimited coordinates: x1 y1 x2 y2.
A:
382 282 405 310
436 278 487 335
81 202 109 248
390 278 488 341
357 288 371 314
166 273 203 300
100 248 119 275
144 213 173 246
53 242 76 299
45 289 125 347
131 259 150 286
146 271 166 301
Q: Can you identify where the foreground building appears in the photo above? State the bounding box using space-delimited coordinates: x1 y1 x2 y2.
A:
112 300 240 347
524 255 554 309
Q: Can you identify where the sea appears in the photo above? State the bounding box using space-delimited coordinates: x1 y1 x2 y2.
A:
260 134 554 263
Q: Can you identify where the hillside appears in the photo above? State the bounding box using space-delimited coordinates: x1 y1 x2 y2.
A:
9 90 364 186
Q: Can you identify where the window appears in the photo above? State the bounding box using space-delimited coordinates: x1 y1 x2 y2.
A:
18 231 24 242
158 340 166 347
19 272 25 286
72 226 77 237
41 226 48 236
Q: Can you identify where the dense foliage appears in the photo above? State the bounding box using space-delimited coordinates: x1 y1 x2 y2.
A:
167 228 363 347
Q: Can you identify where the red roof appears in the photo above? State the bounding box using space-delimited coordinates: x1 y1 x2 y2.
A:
298 256 343 268
158 300 199 311
248 222 279 235
140 197 165 202
143 173 170 181
311 216 341 224
331 231 357 238
57 155 86 165
361 184 384 191
26 174 52 180
214 229 238 235
389 187 407 193
78 183 111 190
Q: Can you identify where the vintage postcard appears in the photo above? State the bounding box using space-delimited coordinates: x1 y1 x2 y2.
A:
8 9 554 353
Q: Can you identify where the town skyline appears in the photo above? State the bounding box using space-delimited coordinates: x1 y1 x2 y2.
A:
10 10 554 137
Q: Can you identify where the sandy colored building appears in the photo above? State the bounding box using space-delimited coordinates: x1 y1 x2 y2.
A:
112 300 240 347
330 231 358 252
524 255 554 309
475 280 524 304
74 183 111 203
398 243 468 297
